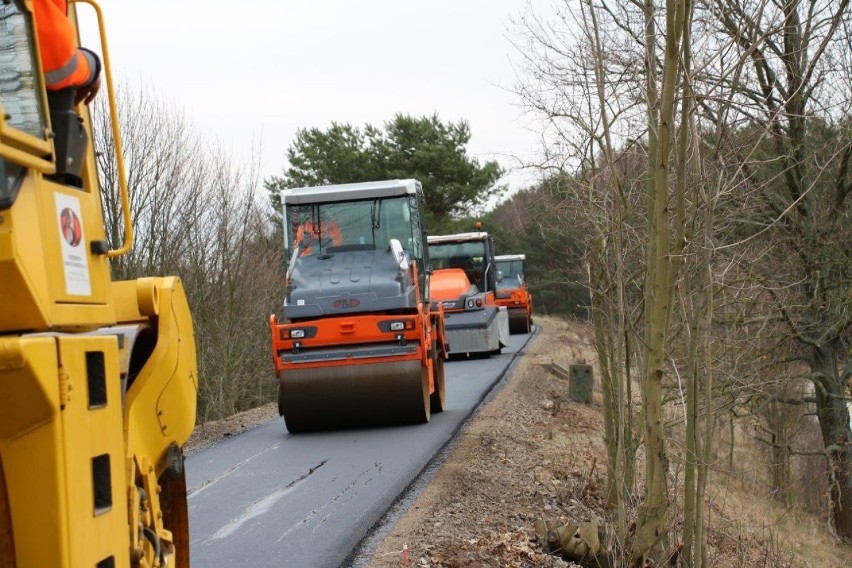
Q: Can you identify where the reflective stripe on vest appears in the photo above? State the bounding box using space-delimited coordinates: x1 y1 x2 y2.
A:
44 52 79 85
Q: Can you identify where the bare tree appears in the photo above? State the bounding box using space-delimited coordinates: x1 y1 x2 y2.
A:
511 6 647 550
92 85 284 421
512 1 698 563
702 0 852 540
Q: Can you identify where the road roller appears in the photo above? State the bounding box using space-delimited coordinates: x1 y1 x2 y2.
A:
1 2 197 566
494 254 534 334
269 179 448 432
427 232 509 356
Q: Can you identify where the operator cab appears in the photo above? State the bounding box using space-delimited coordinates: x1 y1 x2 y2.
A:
495 254 526 290
428 232 498 294
281 179 431 304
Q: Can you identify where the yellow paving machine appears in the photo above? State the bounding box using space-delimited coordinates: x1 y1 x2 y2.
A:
1 2 197 566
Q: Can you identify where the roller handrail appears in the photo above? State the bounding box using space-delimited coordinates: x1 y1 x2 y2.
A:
76 0 133 257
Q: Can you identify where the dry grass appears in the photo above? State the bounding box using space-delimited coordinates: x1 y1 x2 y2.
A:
366 316 852 567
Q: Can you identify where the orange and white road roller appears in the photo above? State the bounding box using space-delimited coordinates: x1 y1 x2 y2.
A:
269 180 447 432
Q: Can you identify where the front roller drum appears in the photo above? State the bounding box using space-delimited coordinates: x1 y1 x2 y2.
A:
429 347 446 413
508 308 531 334
159 466 190 567
279 359 430 433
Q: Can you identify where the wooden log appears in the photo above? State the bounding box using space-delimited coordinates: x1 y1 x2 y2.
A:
534 517 560 546
548 362 571 380
546 523 578 555
540 517 611 567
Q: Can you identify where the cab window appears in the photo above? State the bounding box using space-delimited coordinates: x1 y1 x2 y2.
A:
0 159 24 208
0 0 47 139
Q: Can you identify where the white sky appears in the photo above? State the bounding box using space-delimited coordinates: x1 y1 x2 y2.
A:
79 1 552 192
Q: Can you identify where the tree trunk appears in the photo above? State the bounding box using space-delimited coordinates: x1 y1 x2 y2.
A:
634 0 690 562
812 341 852 541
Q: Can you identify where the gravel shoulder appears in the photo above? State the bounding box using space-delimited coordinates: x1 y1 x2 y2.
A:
364 316 599 567
185 402 279 454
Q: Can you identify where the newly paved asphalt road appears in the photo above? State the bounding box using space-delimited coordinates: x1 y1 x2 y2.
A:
186 330 535 567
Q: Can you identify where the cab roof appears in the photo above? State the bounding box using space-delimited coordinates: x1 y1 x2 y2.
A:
427 232 489 244
281 179 420 205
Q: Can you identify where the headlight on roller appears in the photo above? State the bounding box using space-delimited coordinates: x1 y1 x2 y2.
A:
379 320 415 332
290 329 306 339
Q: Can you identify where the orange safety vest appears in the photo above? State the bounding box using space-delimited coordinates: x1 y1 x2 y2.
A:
32 0 99 91
294 221 342 254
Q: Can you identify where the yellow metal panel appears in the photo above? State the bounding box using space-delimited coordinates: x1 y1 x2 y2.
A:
0 173 117 332
0 336 69 568
39 179 112 305
0 228 15 261
0 335 135 567
125 277 198 471
0 337 56 440
58 335 131 567
5 423 72 568
0 177 51 332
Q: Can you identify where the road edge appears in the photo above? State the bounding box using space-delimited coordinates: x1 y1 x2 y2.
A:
344 325 542 567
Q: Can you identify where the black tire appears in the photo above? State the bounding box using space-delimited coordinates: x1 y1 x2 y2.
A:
429 347 446 413
416 365 432 424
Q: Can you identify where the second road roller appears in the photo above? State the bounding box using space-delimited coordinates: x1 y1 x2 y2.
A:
494 254 534 334
269 179 447 432
428 231 510 356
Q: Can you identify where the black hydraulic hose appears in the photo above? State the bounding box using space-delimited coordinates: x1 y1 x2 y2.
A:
142 525 164 566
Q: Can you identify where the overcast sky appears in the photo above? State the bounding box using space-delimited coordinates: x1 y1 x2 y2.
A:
79 1 552 192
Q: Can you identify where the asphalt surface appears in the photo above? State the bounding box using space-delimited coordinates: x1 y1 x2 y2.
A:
186 330 534 568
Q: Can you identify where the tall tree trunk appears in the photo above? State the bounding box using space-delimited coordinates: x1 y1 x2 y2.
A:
634 0 689 562
812 341 852 540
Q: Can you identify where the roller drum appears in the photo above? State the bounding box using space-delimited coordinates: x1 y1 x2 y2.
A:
279 359 429 432
429 349 446 413
508 308 531 334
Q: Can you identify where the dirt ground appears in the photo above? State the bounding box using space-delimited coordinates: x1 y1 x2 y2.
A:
365 317 602 568
186 317 852 567
185 402 279 454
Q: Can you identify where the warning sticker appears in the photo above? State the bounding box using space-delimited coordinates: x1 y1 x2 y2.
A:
55 193 91 296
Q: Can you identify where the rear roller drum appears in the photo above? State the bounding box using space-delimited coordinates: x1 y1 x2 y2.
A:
508 310 531 334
